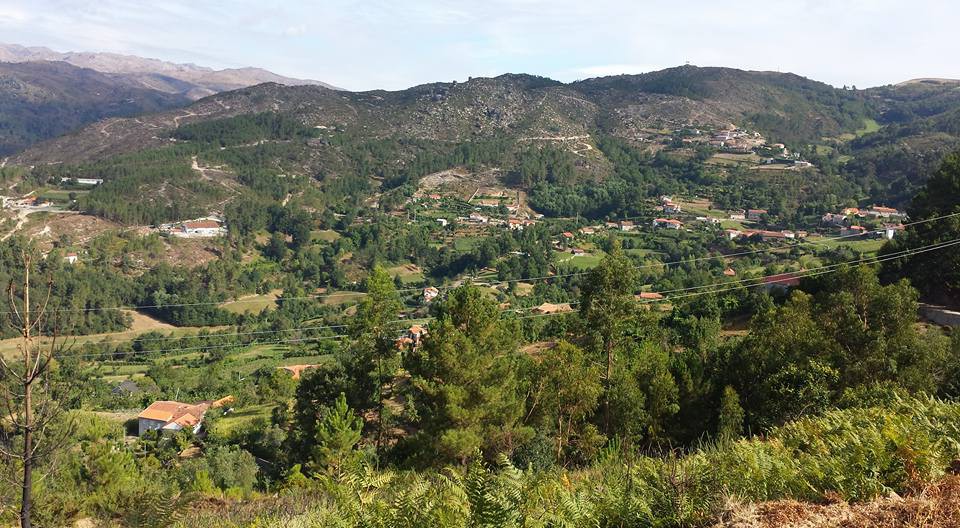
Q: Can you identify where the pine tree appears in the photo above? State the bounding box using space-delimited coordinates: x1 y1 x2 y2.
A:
405 285 532 463
347 265 402 460
579 240 640 435
717 386 744 441
312 392 363 476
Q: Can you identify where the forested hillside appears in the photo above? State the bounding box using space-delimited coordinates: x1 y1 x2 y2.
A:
6 65 960 227
4 61 960 526
0 61 189 155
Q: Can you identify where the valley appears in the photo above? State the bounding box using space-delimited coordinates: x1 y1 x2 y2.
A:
3 48 960 527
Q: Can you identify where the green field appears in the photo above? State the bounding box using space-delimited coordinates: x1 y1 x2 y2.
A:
220 291 280 315
838 118 882 141
388 264 425 285
624 248 663 258
212 403 275 436
453 236 482 251
311 229 341 242
40 189 88 202
676 199 727 219
808 237 885 254
554 250 604 270
855 118 881 137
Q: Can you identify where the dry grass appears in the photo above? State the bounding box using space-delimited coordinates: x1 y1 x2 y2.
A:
220 290 281 315
715 475 960 528
0 311 213 359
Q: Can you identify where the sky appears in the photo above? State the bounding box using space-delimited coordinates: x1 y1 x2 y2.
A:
1 0 958 91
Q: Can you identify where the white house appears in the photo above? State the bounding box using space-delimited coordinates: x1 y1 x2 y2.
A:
468 213 489 224
423 286 440 303
841 225 868 237
878 224 905 240
822 213 849 227
173 219 225 238
137 400 211 436
866 206 904 219
64 252 78 265
60 177 104 186
652 218 684 230
664 203 682 214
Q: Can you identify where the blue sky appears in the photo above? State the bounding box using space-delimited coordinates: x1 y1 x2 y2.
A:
1 0 958 91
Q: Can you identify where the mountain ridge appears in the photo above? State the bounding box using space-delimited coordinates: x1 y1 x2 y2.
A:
9 66 873 165
0 60 190 156
0 42 341 99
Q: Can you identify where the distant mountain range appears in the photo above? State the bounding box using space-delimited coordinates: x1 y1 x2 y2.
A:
0 42 340 156
0 61 190 156
5 53 960 218
6 66 909 165
0 43 339 98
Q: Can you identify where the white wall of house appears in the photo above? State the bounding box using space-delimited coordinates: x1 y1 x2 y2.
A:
138 417 167 436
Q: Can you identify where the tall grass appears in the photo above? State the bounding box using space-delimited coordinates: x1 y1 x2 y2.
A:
169 396 960 528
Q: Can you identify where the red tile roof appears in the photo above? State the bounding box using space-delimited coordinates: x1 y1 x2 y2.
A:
138 400 210 426
183 220 220 229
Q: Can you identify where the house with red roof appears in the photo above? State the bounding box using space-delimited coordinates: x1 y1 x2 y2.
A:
840 225 868 237
652 218 684 230
138 400 212 436
635 292 664 301
866 205 904 219
747 209 768 221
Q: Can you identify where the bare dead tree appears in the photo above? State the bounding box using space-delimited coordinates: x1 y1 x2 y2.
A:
0 251 69 528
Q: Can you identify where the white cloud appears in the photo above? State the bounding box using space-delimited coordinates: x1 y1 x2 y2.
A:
1 0 959 90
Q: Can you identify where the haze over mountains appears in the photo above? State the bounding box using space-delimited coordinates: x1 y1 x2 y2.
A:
0 43 339 98
0 42 338 155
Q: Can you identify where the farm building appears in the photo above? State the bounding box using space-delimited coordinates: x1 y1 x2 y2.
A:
181 220 223 237
137 401 211 436
840 225 868 237
866 205 904 219
822 213 849 227
423 286 440 303
635 292 664 301
652 218 684 230
747 209 768 221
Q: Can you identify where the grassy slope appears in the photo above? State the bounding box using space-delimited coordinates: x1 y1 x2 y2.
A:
172 397 960 528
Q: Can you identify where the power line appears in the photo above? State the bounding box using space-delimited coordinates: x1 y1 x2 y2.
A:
3 211 955 317
62 236 960 362
636 237 960 304
12 222 958 351
640 238 960 298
